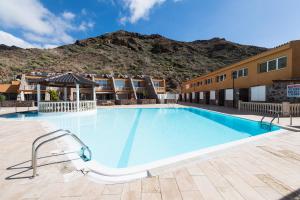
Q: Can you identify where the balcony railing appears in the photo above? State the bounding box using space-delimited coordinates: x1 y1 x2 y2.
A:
38 101 96 112
97 86 113 90
115 86 131 91
135 87 146 92
155 87 165 93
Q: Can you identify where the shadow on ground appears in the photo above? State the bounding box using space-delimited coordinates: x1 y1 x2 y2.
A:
5 151 79 180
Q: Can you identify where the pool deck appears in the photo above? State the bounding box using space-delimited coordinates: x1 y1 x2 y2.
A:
0 104 300 200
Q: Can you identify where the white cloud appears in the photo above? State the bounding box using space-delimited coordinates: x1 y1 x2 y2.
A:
0 30 35 48
121 0 166 24
0 0 94 48
62 11 76 20
78 21 95 31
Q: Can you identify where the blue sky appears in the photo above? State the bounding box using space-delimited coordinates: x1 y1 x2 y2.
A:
0 0 299 48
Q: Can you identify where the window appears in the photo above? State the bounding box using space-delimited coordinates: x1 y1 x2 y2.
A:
238 69 243 77
97 80 110 89
258 56 287 73
232 71 237 79
259 62 268 73
97 80 109 86
216 74 226 82
244 68 248 76
153 81 160 88
206 78 212 84
233 68 248 78
115 80 125 89
268 59 277 71
278 57 287 69
133 81 143 87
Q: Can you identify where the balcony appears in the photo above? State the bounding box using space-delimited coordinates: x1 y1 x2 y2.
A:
115 86 131 91
97 85 113 91
135 87 146 92
155 87 165 93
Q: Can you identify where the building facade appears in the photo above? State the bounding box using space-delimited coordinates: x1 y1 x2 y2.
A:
180 40 300 107
0 72 166 104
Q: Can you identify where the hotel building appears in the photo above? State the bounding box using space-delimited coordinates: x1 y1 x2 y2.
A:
180 40 300 107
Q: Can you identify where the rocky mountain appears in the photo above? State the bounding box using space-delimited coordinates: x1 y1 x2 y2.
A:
0 30 267 90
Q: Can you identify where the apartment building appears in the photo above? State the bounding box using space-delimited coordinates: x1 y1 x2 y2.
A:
0 72 166 104
92 75 166 103
180 40 300 107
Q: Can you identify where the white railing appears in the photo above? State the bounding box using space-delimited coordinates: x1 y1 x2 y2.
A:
239 101 282 115
155 87 165 93
239 101 300 117
290 104 300 116
38 101 96 112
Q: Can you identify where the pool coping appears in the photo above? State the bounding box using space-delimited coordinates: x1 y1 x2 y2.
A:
0 105 294 183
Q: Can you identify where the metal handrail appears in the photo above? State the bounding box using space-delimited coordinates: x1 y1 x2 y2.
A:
260 110 281 130
31 130 92 177
31 129 68 167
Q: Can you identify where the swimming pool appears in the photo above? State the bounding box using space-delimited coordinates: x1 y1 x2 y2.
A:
2 107 280 170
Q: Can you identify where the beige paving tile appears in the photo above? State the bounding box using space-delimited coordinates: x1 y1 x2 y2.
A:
98 194 121 200
222 173 265 200
181 191 204 200
174 168 198 191
192 175 223 200
253 186 282 200
103 184 124 195
198 161 231 188
142 176 160 193
159 178 182 200
121 179 141 200
256 174 293 196
142 193 162 200
217 187 245 200
186 164 205 176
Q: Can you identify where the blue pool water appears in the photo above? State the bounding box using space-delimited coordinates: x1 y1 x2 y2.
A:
1 108 280 168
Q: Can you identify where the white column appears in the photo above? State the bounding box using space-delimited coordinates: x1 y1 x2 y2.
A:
93 86 96 101
64 87 67 101
20 91 25 101
37 84 41 110
76 84 80 112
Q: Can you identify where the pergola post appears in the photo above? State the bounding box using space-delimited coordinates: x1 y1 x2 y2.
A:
76 84 80 112
37 84 41 110
93 86 96 101
64 87 67 101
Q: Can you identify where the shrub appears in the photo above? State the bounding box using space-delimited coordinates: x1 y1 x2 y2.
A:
48 90 59 101
0 94 6 102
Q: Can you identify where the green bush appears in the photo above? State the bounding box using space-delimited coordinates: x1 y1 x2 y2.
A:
0 94 6 102
48 90 59 101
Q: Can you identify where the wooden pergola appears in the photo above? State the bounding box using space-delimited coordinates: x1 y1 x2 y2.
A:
34 72 99 112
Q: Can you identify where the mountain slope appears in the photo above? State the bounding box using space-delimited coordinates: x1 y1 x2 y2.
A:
0 30 267 90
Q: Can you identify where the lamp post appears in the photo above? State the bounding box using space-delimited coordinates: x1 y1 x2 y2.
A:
232 71 237 108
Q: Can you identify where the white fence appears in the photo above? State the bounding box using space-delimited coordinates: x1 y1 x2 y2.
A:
239 101 300 116
38 101 96 112
290 104 300 116
239 101 282 115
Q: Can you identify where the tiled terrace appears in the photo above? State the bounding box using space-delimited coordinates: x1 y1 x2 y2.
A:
0 104 300 200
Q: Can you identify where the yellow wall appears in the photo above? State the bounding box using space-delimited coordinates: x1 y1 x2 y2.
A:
292 40 300 78
182 41 299 93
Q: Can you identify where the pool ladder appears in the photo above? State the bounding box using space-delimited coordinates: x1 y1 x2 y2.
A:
260 110 280 130
31 129 92 178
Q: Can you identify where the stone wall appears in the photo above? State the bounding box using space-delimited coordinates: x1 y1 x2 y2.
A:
267 81 300 103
